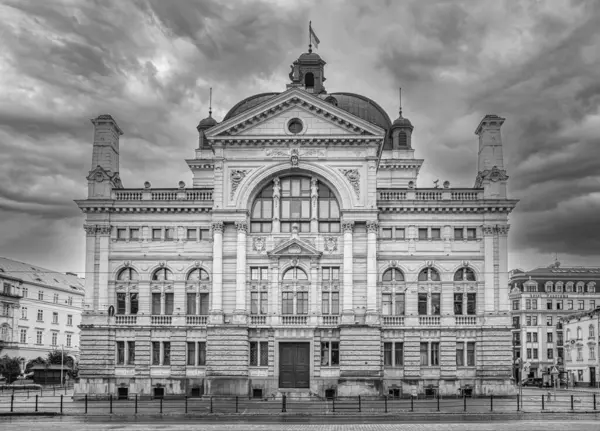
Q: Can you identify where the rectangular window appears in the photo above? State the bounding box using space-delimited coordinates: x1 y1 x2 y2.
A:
526 332 532 343
591 300 596 309
251 266 268 281
527 348 532 359
36 330 42 345
282 292 293 315
546 301 552 310
186 229 197 241
418 293 428 315
129 228 140 240
466 228 476 239
513 316 520 327
454 293 464 315
117 293 126 315
590 346 596 360
152 341 160 365
152 228 162 241
547 333 553 343
525 316 531 326
152 293 161 315
127 341 135 365
37 309 43 321
187 293 196 315
418 228 428 240
198 342 206 365
395 228 405 239
454 228 464 240
466 342 475 366
431 342 440 366
187 342 196 366
297 292 308 314
199 293 209 315
512 300 519 311
250 341 269 366
52 312 58 324
532 299 537 310
22 287 28 298
165 228 175 241
557 332 563 345
21 307 27 319
532 316 538 326
164 293 174 315
130 293 138 314
546 316 553 326
51 332 57 346
431 293 441 315
117 341 125 365
117 228 127 240
20 329 27 344
382 294 391 315
577 346 583 361
260 342 268 366
163 342 171 366
578 300 584 310
53 293 59 304
38 291 44 301
331 292 339 315
456 342 465 366
430 228 441 240
381 228 392 239
395 293 405 315
199 229 210 240
533 333 538 343
568 300 573 310
547 349 553 360
526 299 531 310
384 342 392 366
394 343 403 366
556 300 563 310
321 292 329 315
420 342 428 366
533 348 538 359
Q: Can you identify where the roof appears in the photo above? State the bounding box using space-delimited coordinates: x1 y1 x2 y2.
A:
0 257 85 294
560 307 600 323
510 266 600 278
30 364 72 370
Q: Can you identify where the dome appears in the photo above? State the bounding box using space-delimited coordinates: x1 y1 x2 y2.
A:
197 113 217 130
298 51 323 63
223 93 279 121
391 115 413 129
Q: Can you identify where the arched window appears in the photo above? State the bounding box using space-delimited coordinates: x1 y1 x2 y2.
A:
587 282 596 293
454 267 476 282
577 326 582 339
187 268 210 282
545 281 554 292
555 282 563 293
117 268 138 281
566 282 574 293
152 268 173 281
251 176 339 233
589 325 595 338
382 268 404 282
281 266 308 315
566 328 571 340
576 282 584 293
418 268 440 282
305 72 314 88
283 267 308 281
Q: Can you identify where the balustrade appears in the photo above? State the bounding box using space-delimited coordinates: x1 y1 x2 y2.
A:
112 189 213 201
186 315 208 325
281 315 308 325
151 315 172 325
115 315 137 325
419 316 441 326
320 315 339 326
455 316 478 325
250 315 267 325
382 316 405 326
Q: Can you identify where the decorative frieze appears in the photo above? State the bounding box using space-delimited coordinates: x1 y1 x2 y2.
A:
475 166 509 188
340 169 360 198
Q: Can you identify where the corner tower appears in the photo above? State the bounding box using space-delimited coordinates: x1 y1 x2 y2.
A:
87 114 124 198
475 115 508 198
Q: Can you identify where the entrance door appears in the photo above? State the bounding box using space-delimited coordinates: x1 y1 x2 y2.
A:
590 367 596 387
279 342 310 388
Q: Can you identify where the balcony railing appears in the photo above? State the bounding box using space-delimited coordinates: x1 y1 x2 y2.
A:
112 189 213 201
281 315 308 325
151 315 172 325
320 315 339 326
115 315 137 325
377 189 483 202
0 291 22 299
382 316 405 326
455 316 477 325
186 315 208 325
419 316 441 326
249 315 267 325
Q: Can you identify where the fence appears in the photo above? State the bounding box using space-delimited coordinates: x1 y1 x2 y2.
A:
1 392 599 416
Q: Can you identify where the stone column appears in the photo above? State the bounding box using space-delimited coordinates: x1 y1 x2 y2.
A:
97 224 111 312
272 177 281 234
341 221 355 324
269 259 280 325
209 222 224 324
233 221 248 324
497 225 509 312
365 221 379 324
483 225 495 313
83 225 97 310
310 257 319 325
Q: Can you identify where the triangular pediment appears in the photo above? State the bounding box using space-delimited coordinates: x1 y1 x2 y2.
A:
267 236 322 258
206 87 385 139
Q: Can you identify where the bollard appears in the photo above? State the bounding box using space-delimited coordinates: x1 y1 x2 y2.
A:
517 394 520 412
35 394 38 412
135 394 138 415
10 394 14 413
594 393 596 411
60 395 63 415
358 395 361 413
282 394 287 413
185 396 188 414
490 394 493 412
85 394 88 414
110 394 113 414
235 396 238 414
410 395 414 412
571 394 574 410
542 394 545 410
210 396 213 414
65 385 67 396
437 394 440 412
160 397 163 414
384 395 388 413
463 395 467 412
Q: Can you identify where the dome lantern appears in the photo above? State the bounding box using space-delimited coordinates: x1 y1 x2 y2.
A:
390 88 413 149
196 87 218 148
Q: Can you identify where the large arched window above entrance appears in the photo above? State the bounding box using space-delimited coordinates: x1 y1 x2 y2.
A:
282 266 308 281
453 267 476 282
250 176 340 234
117 267 139 281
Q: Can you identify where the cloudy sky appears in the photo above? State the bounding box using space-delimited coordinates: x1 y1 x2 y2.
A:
0 0 599 275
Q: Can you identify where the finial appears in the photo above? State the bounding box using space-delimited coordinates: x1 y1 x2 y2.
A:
398 87 403 116
308 21 312 53
209 87 213 117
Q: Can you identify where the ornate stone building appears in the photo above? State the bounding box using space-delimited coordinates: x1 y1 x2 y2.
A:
75 48 517 399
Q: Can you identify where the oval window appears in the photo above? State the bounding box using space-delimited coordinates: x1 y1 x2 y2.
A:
288 118 303 134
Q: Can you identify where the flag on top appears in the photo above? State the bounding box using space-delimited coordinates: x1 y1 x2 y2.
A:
309 21 320 50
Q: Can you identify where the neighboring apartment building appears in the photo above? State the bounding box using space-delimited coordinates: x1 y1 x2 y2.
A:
75 45 518 400
0 257 85 362
561 308 600 387
509 264 600 381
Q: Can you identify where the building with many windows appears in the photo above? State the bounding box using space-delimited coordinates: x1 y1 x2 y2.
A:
0 257 85 362
561 308 600 387
75 46 517 400
509 264 600 382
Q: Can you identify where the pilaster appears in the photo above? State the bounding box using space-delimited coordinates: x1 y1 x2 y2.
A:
483 225 495 313
97 224 111 312
341 221 355 324
365 220 379 324
233 221 248 325
210 221 224 324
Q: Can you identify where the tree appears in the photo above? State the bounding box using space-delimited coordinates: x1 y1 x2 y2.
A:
0 355 23 384
25 356 46 374
46 349 78 380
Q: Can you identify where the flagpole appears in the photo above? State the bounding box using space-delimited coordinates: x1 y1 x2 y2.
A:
309 21 312 53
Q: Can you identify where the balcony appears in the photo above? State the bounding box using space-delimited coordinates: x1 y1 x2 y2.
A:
382 316 405 326
112 188 213 201
186 315 208 325
115 315 137 325
151 315 172 325
419 316 441 326
320 315 339 326
249 315 267 325
281 315 308 325
455 316 477 326
0 290 22 300
377 188 483 202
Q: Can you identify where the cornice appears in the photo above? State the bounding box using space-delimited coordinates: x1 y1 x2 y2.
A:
377 201 518 214
208 136 383 146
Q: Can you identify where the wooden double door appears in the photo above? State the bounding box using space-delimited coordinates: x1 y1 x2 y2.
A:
279 342 310 388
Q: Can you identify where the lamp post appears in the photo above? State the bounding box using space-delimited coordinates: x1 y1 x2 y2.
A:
60 344 64 387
